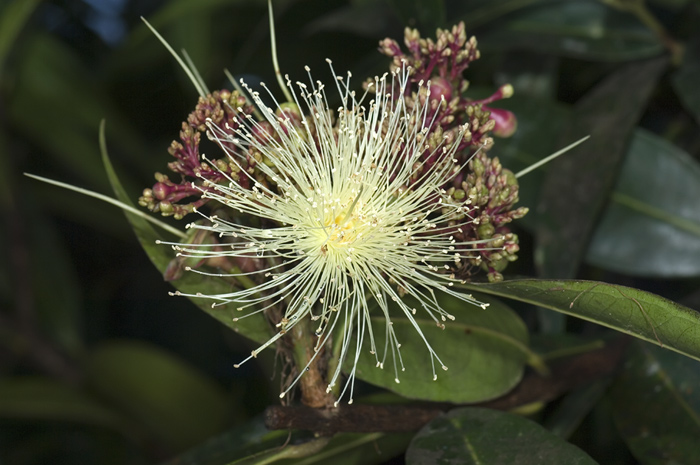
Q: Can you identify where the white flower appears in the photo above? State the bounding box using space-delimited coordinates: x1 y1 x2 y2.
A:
163 61 488 405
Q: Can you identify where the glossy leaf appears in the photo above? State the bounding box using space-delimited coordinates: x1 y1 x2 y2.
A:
672 34 700 125
0 377 134 435
464 279 700 362
350 293 532 403
85 340 233 451
586 129 700 277
610 342 700 465
488 95 572 230
100 125 272 344
406 407 597 464
535 56 667 279
479 1 663 61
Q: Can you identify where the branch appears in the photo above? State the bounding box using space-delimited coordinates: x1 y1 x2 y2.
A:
264 337 628 434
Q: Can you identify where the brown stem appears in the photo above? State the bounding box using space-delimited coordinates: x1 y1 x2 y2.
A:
289 316 336 408
265 336 629 434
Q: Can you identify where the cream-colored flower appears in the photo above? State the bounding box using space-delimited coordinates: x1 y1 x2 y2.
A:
163 62 488 405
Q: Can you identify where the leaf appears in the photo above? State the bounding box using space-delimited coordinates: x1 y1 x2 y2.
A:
386 0 445 31
488 95 572 230
350 293 533 403
479 1 663 61
100 123 272 344
464 279 700 362
535 56 668 279
672 33 700 126
0 0 41 72
163 414 412 465
405 407 598 464
0 377 134 436
85 340 233 451
609 341 700 465
586 129 700 277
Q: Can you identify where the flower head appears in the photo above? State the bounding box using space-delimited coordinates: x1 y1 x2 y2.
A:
162 62 493 405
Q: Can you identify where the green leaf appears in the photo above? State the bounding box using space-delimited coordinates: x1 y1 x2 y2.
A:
405 407 598 464
586 129 700 277
350 293 532 403
0 377 134 435
672 34 700 125
464 279 700 362
488 95 572 230
386 0 445 30
0 0 41 72
100 124 272 344
479 1 663 61
85 340 233 451
163 414 412 465
610 342 700 465
535 56 667 279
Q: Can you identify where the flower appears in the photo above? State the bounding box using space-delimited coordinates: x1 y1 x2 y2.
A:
161 62 494 405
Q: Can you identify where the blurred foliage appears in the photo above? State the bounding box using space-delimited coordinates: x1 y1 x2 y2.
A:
2 0 700 464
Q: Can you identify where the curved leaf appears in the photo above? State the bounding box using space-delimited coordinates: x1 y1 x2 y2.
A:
350 294 532 403
586 129 700 277
672 33 700 125
610 342 700 465
0 377 134 435
100 123 272 344
85 340 233 451
405 407 597 464
479 1 663 61
464 279 700 362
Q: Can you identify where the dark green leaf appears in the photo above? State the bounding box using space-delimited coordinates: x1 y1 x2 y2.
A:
85 340 233 451
0 377 134 435
479 1 663 61
535 56 668 279
386 0 445 31
464 279 700 362
586 129 700 277
405 407 597 464
350 293 532 403
163 414 411 465
544 379 611 439
100 124 272 344
0 0 41 71
672 34 700 125
610 342 700 465
489 95 572 230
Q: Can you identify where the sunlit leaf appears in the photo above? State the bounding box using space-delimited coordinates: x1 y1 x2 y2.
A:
464 280 700 362
610 342 700 465
350 293 532 403
586 129 700 277
405 407 597 464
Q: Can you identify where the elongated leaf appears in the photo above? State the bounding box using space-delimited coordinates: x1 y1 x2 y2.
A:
672 34 700 125
406 407 597 464
464 279 700 362
479 1 663 61
0 377 135 435
535 56 667 279
85 340 233 451
100 124 271 344
163 414 411 465
586 129 700 277
610 342 700 465
350 293 532 403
